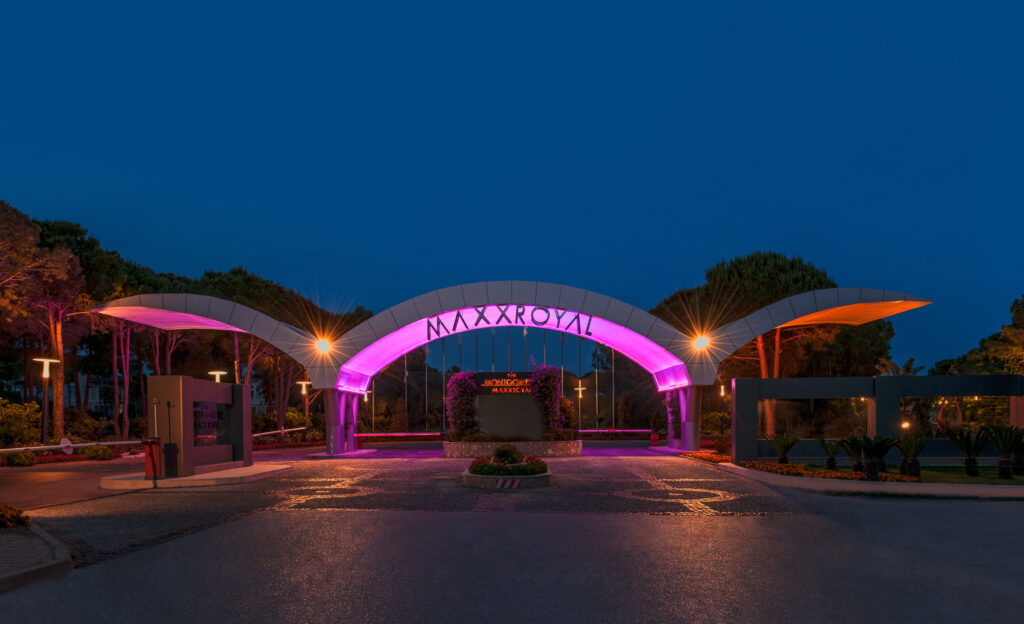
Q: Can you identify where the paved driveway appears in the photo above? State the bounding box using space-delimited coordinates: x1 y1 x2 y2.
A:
2 447 1022 623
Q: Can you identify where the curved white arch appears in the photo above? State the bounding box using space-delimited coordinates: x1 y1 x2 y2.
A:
93 285 931 390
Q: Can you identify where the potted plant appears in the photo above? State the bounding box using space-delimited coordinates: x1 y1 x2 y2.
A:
815 438 840 470
948 426 988 477
896 434 930 478
769 433 799 464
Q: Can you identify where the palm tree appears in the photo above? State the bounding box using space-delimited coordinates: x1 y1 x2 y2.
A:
839 436 864 473
861 436 898 481
948 427 988 477
984 426 1023 479
897 434 930 478
816 437 840 470
769 433 799 464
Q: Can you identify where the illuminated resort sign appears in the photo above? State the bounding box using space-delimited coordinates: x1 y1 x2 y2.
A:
475 372 532 395
334 302 693 395
426 305 593 341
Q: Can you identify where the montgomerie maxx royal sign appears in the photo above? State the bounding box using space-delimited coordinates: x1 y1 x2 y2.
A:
425 305 596 341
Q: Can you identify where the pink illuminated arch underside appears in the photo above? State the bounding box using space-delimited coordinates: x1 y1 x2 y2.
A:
335 305 691 394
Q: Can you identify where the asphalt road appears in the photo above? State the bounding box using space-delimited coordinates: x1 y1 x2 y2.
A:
2 446 1022 623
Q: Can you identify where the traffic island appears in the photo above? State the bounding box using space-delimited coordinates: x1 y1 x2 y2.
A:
99 463 292 490
462 470 551 489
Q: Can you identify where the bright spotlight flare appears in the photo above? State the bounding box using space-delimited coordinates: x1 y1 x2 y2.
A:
315 338 332 354
693 335 710 350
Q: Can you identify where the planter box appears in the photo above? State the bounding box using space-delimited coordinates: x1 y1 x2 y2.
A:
461 470 551 489
444 440 581 458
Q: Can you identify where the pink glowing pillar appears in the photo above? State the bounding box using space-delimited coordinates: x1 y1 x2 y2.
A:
678 387 701 452
324 390 360 454
324 389 343 455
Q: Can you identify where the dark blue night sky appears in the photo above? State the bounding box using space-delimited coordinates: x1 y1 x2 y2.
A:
2 2 1022 370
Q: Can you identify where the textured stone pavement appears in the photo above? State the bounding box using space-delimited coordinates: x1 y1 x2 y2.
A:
0 528 51 576
2 446 1024 622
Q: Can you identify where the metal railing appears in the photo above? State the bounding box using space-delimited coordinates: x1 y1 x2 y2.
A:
251 426 307 438
0 427 309 455
0 440 143 455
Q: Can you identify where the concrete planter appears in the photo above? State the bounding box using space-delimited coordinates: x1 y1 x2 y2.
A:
444 440 581 458
462 470 551 489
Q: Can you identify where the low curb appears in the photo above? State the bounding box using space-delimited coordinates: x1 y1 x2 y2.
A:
700 459 1024 498
461 470 551 489
99 464 293 490
0 525 73 594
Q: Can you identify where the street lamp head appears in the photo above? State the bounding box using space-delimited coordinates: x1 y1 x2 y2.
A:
297 381 312 395
208 371 228 383
32 357 60 378
315 338 331 354
694 335 710 350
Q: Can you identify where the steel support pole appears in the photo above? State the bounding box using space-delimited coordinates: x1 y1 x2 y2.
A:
41 381 49 444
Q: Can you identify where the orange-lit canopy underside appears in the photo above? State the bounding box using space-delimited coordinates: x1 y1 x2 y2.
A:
780 301 931 328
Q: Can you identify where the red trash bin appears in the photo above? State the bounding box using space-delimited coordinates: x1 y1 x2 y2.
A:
650 433 659 447
143 437 163 479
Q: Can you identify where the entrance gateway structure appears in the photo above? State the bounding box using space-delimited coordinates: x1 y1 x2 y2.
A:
94 282 929 456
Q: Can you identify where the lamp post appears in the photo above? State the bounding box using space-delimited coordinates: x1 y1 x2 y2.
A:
297 381 312 441
575 381 586 431
33 357 60 444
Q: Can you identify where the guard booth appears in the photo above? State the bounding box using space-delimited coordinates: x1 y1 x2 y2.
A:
147 375 252 478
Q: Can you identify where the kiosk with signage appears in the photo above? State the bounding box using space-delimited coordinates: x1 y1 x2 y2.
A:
147 375 252 478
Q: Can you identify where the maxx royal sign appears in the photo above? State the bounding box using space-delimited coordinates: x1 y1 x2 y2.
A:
425 304 594 341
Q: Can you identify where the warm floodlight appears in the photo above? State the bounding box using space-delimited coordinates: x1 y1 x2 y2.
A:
694 335 710 350
363 390 372 403
315 338 331 353
208 371 228 382
297 381 312 395
901 421 911 430
720 384 725 397
575 382 587 399
32 357 60 378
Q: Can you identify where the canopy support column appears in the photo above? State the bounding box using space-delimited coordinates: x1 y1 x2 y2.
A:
679 386 701 452
324 389 360 455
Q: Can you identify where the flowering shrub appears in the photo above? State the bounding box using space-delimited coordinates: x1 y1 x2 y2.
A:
0 504 30 528
446 372 480 440
4 451 35 466
685 452 732 464
493 444 524 465
83 445 115 460
742 461 921 482
468 451 548 476
529 365 563 430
